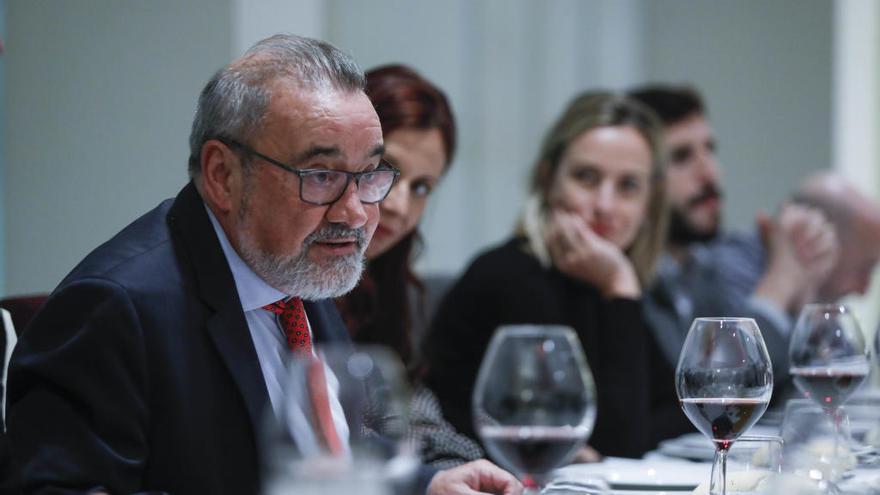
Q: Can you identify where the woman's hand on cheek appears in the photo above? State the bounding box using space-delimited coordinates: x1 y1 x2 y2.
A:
545 210 641 299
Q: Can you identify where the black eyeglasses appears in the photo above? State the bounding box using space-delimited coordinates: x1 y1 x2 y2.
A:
220 138 400 205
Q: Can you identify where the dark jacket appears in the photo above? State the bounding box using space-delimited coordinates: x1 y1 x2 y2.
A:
424 237 688 458
6 182 351 494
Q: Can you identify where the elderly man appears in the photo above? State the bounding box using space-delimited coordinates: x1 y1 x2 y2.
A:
7 34 520 495
716 171 880 305
629 85 838 386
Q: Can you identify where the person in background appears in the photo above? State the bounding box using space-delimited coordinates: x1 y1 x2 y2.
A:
425 91 688 458
7 33 520 495
336 64 484 468
716 171 880 306
629 85 838 386
0 310 18 494
0 36 21 495
338 64 453 369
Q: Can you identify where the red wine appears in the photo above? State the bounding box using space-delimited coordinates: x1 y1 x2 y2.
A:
479 425 589 475
679 398 768 451
790 366 869 410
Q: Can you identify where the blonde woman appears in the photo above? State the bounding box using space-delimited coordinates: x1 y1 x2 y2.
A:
424 91 685 458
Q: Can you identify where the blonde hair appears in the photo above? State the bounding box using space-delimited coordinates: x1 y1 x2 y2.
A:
517 90 669 286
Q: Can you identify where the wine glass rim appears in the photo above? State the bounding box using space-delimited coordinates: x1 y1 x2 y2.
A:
801 302 850 313
692 317 757 323
494 323 576 337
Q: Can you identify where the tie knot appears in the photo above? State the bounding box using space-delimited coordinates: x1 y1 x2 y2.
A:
263 297 310 354
263 297 302 315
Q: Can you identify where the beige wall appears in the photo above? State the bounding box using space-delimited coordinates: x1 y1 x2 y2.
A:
2 0 868 315
5 0 231 294
832 0 880 358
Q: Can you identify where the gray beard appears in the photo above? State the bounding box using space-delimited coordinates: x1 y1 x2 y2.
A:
238 223 367 301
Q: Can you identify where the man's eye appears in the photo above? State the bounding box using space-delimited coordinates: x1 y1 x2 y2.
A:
306 171 341 187
359 171 383 186
670 146 693 165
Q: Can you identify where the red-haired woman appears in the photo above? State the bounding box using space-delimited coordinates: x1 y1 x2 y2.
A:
336 64 482 468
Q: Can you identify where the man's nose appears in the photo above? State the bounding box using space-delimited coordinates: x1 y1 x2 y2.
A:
697 151 721 184
326 179 368 228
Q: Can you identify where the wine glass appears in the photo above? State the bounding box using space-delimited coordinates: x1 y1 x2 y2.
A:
261 345 417 495
874 321 880 364
472 324 597 494
788 304 870 478
676 318 773 495
691 435 784 495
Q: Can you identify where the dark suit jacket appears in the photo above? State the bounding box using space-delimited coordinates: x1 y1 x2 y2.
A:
7 182 351 494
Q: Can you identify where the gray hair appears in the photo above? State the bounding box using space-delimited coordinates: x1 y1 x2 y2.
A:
187 34 366 178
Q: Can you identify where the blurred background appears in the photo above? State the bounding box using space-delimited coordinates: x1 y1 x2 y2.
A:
1 0 878 330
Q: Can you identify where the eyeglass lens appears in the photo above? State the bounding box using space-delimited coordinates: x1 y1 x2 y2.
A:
301 169 396 205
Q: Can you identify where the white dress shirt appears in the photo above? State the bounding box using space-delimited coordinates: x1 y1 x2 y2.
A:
205 205 349 457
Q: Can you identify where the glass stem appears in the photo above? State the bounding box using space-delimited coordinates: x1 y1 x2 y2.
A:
709 447 728 495
830 407 846 478
522 474 540 495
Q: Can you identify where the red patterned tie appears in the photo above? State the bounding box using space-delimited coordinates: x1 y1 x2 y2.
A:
263 298 311 354
263 298 343 455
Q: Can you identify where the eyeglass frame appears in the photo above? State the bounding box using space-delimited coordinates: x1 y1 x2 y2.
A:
218 138 401 206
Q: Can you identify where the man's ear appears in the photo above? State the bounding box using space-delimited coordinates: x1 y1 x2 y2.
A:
199 140 240 214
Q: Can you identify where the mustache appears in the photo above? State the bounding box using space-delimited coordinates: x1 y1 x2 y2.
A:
304 224 367 250
687 184 723 208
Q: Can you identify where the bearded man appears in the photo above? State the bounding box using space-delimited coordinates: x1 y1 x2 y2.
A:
7 34 520 495
629 85 838 391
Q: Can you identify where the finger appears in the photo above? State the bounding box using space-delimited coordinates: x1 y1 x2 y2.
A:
571 215 598 244
756 210 772 237
800 211 830 244
556 214 586 256
780 206 810 237
476 466 524 495
794 217 835 261
545 211 577 260
453 460 523 495
802 228 839 264
572 444 603 463
783 209 826 261
544 217 565 259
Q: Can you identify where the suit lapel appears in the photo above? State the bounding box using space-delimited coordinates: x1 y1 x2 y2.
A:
304 299 351 347
168 182 269 437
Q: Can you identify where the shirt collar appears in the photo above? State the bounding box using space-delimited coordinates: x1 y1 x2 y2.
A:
205 204 287 312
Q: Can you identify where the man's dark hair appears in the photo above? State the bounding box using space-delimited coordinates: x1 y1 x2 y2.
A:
628 84 706 126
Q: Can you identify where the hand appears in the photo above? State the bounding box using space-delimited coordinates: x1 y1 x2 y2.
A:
784 204 838 290
754 204 838 311
571 444 603 463
544 210 640 298
427 459 524 495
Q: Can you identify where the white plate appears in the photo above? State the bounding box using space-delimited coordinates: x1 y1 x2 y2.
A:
609 492 690 495
655 433 714 461
553 457 704 491
656 443 714 462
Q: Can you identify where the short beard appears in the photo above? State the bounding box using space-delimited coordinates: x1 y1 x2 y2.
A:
238 223 367 301
668 207 720 246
